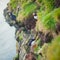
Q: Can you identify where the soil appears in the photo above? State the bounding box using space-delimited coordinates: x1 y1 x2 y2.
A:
38 31 53 46
24 15 37 30
56 22 60 34
54 0 60 7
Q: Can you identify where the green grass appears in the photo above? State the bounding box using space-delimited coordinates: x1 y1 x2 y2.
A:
10 0 18 9
45 36 60 60
23 2 37 17
17 2 37 22
13 54 19 60
19 31 23 41
36 36 60 60
37 8 60 31
37 55 41 60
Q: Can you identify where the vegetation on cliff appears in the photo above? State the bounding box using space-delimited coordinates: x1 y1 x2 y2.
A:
4 0 60 60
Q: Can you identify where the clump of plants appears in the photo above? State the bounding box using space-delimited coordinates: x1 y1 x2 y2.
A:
45 36 60 60
17 2 37 22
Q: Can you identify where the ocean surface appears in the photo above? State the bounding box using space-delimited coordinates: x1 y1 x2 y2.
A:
0 0 16 60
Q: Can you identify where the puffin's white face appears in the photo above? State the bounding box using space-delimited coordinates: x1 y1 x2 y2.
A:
33 13 35 16
34 16 37 19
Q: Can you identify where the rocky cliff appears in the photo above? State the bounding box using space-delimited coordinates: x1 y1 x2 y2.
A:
4 0 60 60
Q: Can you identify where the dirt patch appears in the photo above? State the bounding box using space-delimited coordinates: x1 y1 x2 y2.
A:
54 0 60 7
24 15 37 30
55 22 60 34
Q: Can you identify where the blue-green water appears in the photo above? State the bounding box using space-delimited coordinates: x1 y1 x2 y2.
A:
0 0 16 60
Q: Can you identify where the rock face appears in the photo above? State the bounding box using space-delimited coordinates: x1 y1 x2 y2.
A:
4 7 37 60
4 8 15 26
3 7 55 60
